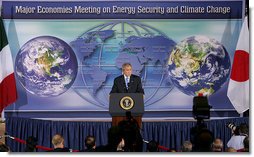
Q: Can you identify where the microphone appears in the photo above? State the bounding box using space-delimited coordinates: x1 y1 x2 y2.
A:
126 111 132 120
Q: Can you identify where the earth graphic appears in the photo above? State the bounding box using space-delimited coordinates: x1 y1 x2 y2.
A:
167 35 231 96
70 21 176 108
15 36 78 97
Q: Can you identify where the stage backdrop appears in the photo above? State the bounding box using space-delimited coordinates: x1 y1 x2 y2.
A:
1 0 246 118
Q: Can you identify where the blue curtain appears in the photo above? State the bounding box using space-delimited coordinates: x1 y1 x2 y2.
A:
142 118 249 151
5 118 111 152
5 117 248 152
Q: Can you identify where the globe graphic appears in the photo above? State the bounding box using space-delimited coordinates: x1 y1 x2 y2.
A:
167 35 231 96
15 36 78 97
70 21 176 108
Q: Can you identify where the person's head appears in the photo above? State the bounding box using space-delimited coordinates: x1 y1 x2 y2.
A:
182 141 192 152
0 142 10 152
117 116 142 152
25 136 38 152
52 134 65 149
147 140 159 152
108 126 124 151
226 147 237 152
243 136 249 151
85 135 96 150
196 129 214 152
122 63 132 77
239 123 249 135
212 138 223 152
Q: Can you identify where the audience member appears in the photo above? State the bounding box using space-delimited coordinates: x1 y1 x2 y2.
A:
96 126 125 152
212 138 223 152
82 135 96 152
243 136 249 152
147 140 159 152
50 134 70 152
227 123 248 150
24 136 38 152
182 141 192 152
118 112 143 152
237 136 249 152
226 147 237 152
195 129 214 152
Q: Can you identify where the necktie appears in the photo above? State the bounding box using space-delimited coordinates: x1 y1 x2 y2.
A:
125 77 129 89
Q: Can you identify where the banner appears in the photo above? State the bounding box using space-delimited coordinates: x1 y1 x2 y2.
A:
2 0 246 118
3 1 242 19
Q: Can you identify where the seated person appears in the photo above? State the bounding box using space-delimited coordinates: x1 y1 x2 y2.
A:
50 134 70 152
212 138 223 152
81 135 96 152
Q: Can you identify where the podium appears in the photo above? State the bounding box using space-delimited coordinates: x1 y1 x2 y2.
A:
109 93 144 128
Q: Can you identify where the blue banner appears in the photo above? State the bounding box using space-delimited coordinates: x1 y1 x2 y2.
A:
2 1 243 19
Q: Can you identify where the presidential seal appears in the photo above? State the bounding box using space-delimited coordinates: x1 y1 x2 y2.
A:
120 96 134 110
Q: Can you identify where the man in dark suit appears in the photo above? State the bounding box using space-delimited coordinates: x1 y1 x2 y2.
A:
110 63 144 94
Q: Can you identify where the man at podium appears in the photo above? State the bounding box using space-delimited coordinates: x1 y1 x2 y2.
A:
109 63 144 152
110 63 144 94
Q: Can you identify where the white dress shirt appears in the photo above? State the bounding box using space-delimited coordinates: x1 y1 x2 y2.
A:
227 135 246 150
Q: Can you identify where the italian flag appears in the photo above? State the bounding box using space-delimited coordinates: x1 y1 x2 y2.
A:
0 17 17 112
227 16 249 114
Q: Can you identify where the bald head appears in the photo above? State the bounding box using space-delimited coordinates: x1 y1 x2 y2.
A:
226 147 237 152
212 138 223 152
182 141 192 152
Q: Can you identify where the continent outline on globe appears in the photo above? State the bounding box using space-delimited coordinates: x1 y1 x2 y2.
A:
70 21 176 108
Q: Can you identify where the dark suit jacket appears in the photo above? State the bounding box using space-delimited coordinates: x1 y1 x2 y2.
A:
48 147 70 152
110 75 144 94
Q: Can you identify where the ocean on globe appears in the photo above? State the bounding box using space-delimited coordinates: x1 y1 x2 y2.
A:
15 36 78 97
70 21 176 108
167 35 231 96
